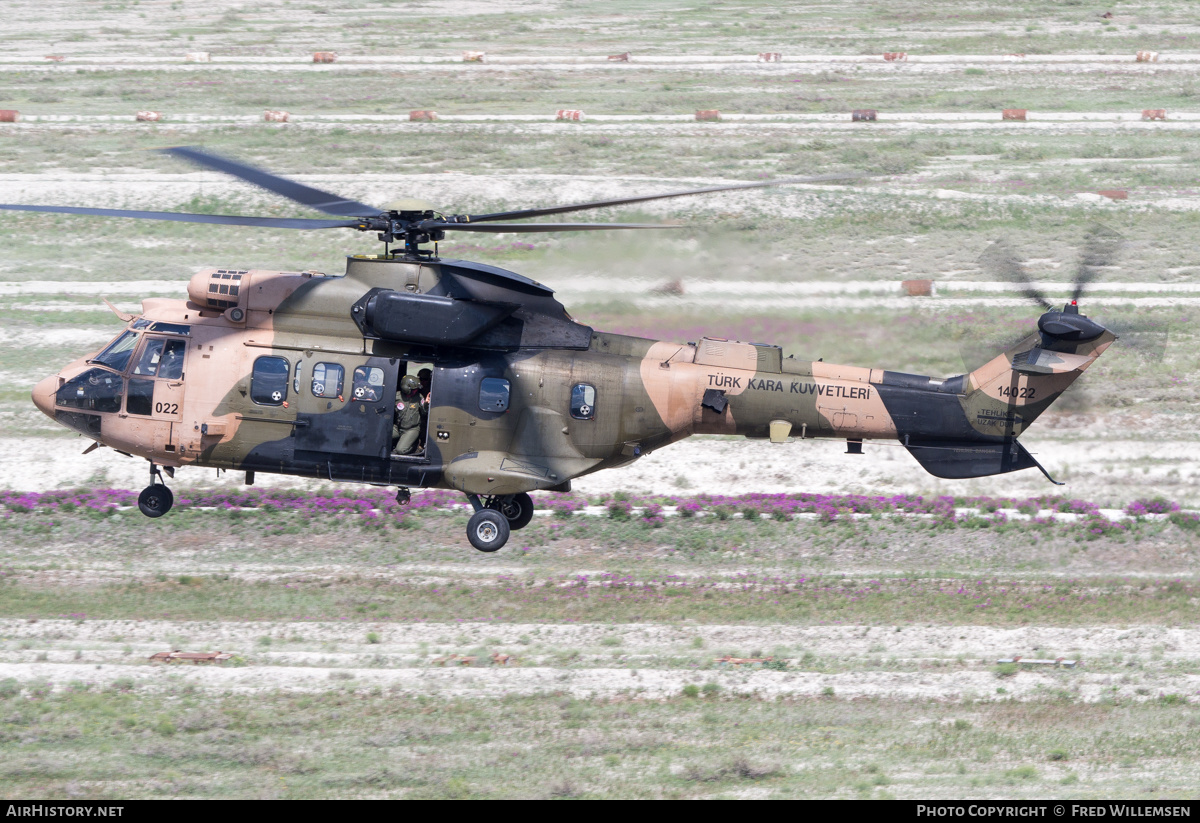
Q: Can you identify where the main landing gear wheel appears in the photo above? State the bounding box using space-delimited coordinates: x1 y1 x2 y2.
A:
467 509 510 553
490 492 535 531
138 484 174 518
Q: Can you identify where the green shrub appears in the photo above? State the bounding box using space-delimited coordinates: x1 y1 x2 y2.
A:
1005 765 1038 780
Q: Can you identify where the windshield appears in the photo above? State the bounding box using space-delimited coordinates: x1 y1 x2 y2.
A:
89 331 139 372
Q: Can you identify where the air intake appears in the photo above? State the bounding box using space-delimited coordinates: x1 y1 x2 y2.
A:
187 269 247 311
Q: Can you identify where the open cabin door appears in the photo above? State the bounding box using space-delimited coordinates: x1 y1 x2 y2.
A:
294 355 398 459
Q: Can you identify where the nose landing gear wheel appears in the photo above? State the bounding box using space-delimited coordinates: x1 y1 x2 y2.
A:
138 484 174 518
490 492 535 531
467 509 510 553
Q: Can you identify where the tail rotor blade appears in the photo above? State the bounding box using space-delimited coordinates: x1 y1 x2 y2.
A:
957 325 1039 372
1073 223 1124 302
1094 314 1170 362
978 240 1053 310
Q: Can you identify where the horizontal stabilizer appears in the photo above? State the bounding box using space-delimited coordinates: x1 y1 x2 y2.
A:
1009 348 1094 375
905 437 1042 479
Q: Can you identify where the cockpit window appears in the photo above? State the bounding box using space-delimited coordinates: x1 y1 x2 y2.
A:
56 368 124 414
150 322 190 336
90 331 139 372
133 338 185 379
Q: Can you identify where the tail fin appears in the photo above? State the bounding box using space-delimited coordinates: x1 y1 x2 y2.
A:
962 322 1115 439
903 306 1115 481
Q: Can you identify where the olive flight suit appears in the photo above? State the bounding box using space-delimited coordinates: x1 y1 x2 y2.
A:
392 389 423 454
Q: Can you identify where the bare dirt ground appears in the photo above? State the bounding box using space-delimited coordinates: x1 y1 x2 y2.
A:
1 618 1195 701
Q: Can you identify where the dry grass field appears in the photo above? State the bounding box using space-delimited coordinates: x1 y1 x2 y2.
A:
1 0 1199 799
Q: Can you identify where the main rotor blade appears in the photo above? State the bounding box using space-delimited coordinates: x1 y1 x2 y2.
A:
458 173 860 223
424 222 678 233
1073 223 1124 302
0 203 362 230
163 146 381 218
978 240 1054 310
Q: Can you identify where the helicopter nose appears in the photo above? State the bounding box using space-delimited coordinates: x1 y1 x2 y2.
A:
31 374 58 419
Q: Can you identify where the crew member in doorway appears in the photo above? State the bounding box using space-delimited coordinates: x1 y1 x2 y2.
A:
392 374 424 455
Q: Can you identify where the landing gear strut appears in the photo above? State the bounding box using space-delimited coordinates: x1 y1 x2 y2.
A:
138 463 173 518
487 492 535 531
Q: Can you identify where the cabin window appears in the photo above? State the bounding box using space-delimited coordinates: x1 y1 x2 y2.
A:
479 377 510 413
570 383 596 420
251 356 290 406
91 331 139 372
311 362 344 398
351 366 385 402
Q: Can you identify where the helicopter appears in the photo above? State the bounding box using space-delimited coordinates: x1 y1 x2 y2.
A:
10 147 1116 552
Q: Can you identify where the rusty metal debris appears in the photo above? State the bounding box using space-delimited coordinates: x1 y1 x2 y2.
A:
433 653 518 666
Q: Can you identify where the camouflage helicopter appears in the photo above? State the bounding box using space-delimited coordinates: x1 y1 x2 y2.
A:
9 148 1116 552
